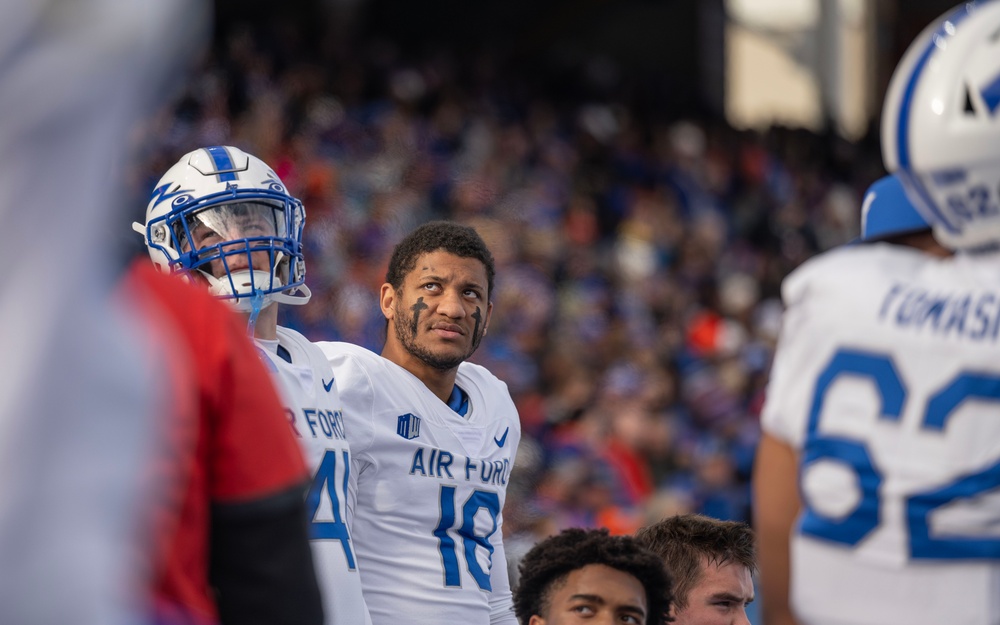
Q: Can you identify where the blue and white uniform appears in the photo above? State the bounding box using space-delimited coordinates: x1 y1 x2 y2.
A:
318 341 520 625
259 328 371 625
762 244 1000 625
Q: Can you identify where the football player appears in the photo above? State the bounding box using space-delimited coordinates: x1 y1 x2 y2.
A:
635 514 756 625
134 146 371 625
317 220 521 624
514 527 673 625
754 4 1000 622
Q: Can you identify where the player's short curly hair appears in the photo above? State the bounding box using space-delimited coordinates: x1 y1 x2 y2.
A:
634 514 756 610
514 528 673 625
385 220 495 299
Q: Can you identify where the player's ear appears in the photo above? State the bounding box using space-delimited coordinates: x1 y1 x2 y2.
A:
528 615 546 625
379 283 396 320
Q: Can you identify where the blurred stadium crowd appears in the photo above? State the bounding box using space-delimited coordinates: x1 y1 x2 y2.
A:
127 13 887 577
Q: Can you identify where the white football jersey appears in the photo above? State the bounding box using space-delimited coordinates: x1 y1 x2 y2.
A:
317 341 521 625
762 243 1000 625
258 328 371 625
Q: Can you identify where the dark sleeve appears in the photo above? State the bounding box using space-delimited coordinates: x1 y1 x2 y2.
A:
209 483 323 625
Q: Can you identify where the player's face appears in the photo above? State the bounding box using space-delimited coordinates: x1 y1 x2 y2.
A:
182 204 278 278
673 560 753 625
530 564 648 625
383 249 492 371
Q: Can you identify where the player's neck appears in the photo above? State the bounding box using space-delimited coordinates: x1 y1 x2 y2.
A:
381 343 458 403
246 303 279 341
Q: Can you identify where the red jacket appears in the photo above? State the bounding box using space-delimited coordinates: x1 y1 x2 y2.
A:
122 263 308 623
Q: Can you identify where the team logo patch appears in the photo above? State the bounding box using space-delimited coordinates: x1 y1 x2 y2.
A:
397 413 421 440
149 183 192 209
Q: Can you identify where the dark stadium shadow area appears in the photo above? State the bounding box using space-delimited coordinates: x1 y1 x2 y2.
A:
213 0 723 120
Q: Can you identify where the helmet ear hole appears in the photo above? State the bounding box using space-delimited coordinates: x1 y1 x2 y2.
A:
152 225 168 244
963 85 976 115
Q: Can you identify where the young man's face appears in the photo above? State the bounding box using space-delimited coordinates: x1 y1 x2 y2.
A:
672 558 753 625
530 563 648 625
181 203 280 279
382 249 492 370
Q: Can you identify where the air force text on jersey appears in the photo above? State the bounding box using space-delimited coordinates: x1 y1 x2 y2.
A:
408 444 511 486
288 407 347 441
878 282 1000 342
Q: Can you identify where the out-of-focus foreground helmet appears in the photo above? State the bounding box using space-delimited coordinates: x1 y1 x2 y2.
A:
133 146 311 310
861 173 930 242
881 0 1000 250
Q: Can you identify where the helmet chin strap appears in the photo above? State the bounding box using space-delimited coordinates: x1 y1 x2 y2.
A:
245 288 266 337
271 283 312 306
198 268 312 336
202 269 279 311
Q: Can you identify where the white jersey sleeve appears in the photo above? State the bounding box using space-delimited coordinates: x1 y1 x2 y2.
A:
317 341 520 625
761 244 1000 625
261 329 371 625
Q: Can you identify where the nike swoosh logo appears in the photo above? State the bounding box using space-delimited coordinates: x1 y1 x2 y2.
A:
493 427 509 448
322 378 335 393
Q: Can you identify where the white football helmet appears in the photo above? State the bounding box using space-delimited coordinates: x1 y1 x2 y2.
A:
881 0 1000 250
133 146 311 310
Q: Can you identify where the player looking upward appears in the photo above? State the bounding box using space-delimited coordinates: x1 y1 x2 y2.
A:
134 146 370 625
317 220 522 624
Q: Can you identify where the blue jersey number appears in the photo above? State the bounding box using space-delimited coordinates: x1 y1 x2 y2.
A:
434 485 501 590
799 348 1000 559
306 449 356 569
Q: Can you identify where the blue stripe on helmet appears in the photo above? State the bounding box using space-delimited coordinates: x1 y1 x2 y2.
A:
894 3 982 232
205 146 238 182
